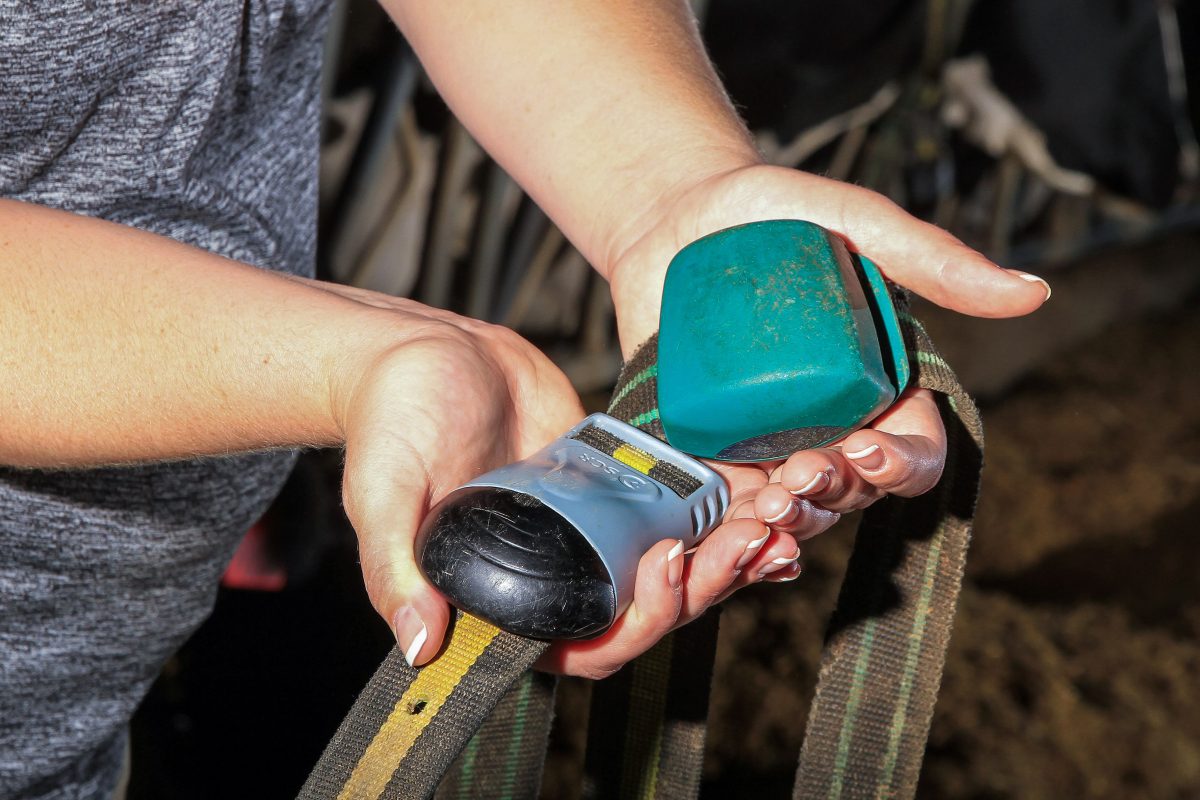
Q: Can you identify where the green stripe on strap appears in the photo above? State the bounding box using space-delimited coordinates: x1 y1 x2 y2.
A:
620 637 674 799
627 409 661 428
610 364 658 409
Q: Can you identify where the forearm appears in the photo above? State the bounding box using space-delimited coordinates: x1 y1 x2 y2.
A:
383 0 761 274
0 199 399 467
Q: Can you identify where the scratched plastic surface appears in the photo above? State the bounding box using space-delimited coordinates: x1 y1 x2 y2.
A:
416 414 729 639
419 486 616 639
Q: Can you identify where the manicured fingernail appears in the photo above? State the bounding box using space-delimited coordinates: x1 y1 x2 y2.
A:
764 500 800 526
394 606 428 668
791 470 831 496
667 540 685 588
757 548 800 579
1017 272 1052 301
735 530 771 569
772 547 802 565
845 444 884 470
774 561 804 582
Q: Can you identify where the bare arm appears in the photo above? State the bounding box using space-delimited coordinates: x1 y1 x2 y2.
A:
0 196 596 670
381 0 1049 342
382 0 759 277
0 199 381 466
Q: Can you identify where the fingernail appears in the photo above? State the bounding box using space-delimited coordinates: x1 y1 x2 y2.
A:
845 444 884 470
764 500 800 526
757 548 801 579
773 547 802 565
394 606 428 668
774 561 804 582
735 530 771 569
791 470 831 497
667 540 685 588
1017 272 1052 301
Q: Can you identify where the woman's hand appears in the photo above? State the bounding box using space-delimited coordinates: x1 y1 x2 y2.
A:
327 159 1056 679
535 165 1051 671
589 165 1053 616
331 298 582 666
330 292 801 679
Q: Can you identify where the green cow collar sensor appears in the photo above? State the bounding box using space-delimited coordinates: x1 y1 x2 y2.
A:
656 219 910 461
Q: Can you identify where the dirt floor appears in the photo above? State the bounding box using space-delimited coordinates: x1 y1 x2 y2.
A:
688 270 1200 798
921 301 1200 800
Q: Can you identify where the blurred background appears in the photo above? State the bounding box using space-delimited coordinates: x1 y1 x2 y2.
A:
127 1 1200 797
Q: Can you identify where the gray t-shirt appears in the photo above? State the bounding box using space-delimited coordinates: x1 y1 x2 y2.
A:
0 2 333 797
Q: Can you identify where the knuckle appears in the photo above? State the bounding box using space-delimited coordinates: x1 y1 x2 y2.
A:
851 487 886 511
796 514 836 541
688 583 724 613
891 451 946 497
360 558 406 610
905 461 946 497
579 662 622 681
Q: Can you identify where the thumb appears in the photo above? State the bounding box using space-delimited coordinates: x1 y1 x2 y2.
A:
343 436 451 668
753 167 1052 318
840 194 1050 318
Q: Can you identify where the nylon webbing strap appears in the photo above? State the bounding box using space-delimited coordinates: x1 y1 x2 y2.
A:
583 609 721 800
299 412 700 800
433 671 558 800
303 290 982 800
792 303 983 798
588 297 983 800
606 337 666 439
298 612 548 800
571 423 701 498
579 344 719 800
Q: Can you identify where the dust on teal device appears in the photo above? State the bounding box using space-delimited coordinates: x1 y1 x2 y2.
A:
656 219 910 461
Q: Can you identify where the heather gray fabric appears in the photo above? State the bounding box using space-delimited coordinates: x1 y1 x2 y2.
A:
0 2 333 797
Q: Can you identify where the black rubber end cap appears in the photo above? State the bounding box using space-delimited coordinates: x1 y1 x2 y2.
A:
417 488 616 640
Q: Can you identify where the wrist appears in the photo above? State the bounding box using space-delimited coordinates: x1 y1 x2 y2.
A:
324 306 426 445
593 146 763 281
323 301 505 446
604 161 779 356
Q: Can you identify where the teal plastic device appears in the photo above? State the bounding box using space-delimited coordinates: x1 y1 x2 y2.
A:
657 219 910 462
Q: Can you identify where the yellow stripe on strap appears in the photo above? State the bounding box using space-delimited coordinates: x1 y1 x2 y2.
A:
611 443 657 475
338 615 501 800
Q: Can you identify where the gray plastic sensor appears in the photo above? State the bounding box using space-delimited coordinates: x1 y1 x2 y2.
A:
448 413 729 623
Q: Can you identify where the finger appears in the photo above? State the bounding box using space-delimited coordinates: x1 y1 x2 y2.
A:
776 448 882 513
753 483 842 541
679 519 764 614
683 519 799 615
706 461 769 521
844 211 1050 317
832 185 1051 317
343 439 452 668
712 543 803 605
754 168 1052 318
538 538 684 679
839 388 947 496
728 497 759 521
760 558 803 584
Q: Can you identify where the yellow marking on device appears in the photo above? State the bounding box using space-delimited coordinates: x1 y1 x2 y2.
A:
611 444 657 475
337 615 501 800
